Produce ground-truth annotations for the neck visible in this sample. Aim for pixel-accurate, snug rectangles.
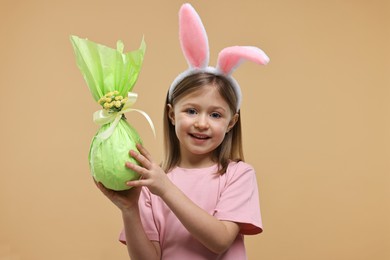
[178,153,216,169]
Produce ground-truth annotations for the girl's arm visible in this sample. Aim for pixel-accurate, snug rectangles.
[96,182,161,260]
[160,180,240,254]
[121,207,161,260]
[126,145,240,254]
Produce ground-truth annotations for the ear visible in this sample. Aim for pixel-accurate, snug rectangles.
[217,46,270,76]
[167,104,175,125]
[179,3,209,69]
[227,113,239,132]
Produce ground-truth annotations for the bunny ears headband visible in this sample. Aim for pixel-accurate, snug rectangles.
[168,3,270,111]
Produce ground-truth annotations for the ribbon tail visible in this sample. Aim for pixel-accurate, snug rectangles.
[128,109,156,138]
[95,113,123,140]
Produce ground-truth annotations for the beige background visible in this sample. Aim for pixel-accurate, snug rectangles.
[1,0,389,259]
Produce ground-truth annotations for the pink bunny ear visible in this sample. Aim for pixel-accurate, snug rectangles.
[179,3,209,69]
[217,46,270,76]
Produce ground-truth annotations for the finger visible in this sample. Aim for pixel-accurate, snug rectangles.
[125,161,150,176]
[129,149,152,169]
[96,181,117,197]
[94,179,103,189]
[136,143,153,162]
[96,181,111,196]
[126,179,148,187]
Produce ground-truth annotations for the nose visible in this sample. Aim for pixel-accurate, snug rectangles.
[194,114,209,130]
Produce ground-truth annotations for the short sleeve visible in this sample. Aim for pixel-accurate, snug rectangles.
[118,187,160,244]
[214,162,263,235]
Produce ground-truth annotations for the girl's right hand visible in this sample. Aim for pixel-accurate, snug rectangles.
[95,180,141,212]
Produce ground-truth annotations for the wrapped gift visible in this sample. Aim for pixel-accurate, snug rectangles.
[70,35,154,191]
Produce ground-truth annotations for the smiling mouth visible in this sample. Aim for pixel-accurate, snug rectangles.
[190,133,210,140]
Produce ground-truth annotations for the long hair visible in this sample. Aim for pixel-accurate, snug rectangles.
[162,72,244,174]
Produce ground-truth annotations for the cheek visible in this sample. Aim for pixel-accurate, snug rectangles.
[216,120,230,131]
[212,122,229,137]
[174,118,189,134]
[176,115,191,126]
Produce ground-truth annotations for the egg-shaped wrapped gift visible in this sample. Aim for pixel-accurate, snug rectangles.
[70,35,153,191]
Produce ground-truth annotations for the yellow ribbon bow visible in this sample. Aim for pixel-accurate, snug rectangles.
[93,92,156,140]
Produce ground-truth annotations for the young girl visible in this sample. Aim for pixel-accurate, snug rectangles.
[97,3,269,259]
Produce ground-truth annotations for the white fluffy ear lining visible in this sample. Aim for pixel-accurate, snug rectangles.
[217,46,270,76]
[179,3,209,69]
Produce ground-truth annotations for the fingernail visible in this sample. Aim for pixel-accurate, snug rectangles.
[126,181,135,186]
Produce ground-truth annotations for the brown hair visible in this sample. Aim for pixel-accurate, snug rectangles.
[162,72,244,174]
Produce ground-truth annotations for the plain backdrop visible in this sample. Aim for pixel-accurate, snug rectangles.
[1,0,389,259]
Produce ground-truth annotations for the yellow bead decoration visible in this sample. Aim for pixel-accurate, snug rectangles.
[100,91,127,112]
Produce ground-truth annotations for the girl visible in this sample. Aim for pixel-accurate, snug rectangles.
[97,3,269,259]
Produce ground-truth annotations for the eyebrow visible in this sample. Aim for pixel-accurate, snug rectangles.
[183,103,227,112]
[209,106,227,113]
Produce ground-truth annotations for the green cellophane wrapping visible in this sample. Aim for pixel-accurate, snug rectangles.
[70,35,146,191]
[89,120,141,191]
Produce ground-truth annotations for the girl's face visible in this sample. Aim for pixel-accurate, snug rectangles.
[168,85,238,167]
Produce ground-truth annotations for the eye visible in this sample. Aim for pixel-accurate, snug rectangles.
[186,108,197,115]
[210,112,222,119]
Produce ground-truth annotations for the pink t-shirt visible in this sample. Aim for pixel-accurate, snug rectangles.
[119,161,262,259]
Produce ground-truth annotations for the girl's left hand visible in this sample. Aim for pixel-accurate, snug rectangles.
[125,144,172,198]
